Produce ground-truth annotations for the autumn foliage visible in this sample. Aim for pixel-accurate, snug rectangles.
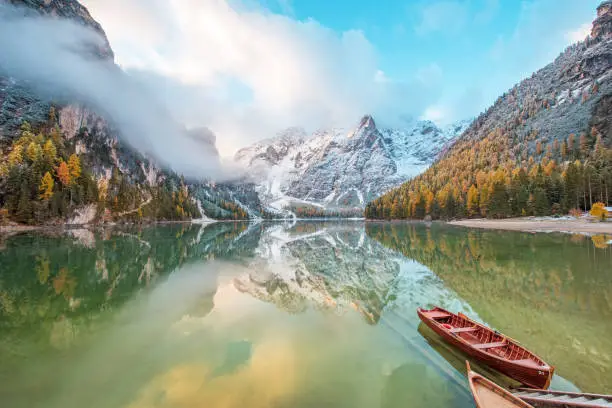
[590,202,608,220]
[38,172,55,200]
[366,128,612,220]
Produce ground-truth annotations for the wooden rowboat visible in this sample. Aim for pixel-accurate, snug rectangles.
[513,388,612,407]
[417,306,554,389]
[467,361,534,408]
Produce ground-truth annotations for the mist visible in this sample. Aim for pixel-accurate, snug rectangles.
[0,3,231,180]
[80,0,444,157]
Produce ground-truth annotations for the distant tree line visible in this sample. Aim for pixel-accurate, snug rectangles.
[287,205,363,219]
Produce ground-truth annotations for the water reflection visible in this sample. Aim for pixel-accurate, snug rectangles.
[234,223,400,323]
[367,222,612,393]
[0,221,610,408]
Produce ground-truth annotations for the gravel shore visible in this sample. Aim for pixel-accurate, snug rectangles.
[449,217,612,235]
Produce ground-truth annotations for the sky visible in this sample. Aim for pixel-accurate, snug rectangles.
[80,0,601,156]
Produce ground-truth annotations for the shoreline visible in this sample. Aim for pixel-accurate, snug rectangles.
[448,217,612,235]
[3,217,611,236]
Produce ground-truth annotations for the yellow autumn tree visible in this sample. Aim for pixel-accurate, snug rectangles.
[39,172,54,200]
[8,145,23,167]
[67,154,81,181]
[26,141,42,163]
[424,190,435,214]
[43,139,57,163]
[467,184,479,216]
[590,202,608,221]
[56,160,71,186]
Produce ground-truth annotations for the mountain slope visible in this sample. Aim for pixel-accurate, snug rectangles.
[367,1,612,220]
[0,0,267,224]
[235,116,469,211]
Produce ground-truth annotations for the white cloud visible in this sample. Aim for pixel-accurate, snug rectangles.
[564,23,592,44]
[421,105,447,123]
[81,0,435,156]
[0,3,227,180]
[415,1,469,36]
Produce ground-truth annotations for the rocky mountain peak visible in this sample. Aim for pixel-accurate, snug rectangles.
[592,1,612,42]
[235,115,468,210]
[5,0,114,60]
[358,114,376,130]
[348,114,377,140]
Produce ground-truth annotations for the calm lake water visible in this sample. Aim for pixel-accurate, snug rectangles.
[0,222,610,408]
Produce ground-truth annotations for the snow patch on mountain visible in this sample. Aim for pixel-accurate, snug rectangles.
[235,115,470,209]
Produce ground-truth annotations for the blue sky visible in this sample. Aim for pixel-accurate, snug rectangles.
[262,0,600,122]
[83,0,602,154]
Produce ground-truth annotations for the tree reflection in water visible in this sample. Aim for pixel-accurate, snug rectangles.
[367,222,612,393]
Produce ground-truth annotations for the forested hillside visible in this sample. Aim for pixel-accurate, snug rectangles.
[366,2,612,220]
[0,0,265,225]
[0,112,203,224]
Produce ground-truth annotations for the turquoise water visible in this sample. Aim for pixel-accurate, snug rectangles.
[0,222,610,408]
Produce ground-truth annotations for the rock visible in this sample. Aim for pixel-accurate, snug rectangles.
[66,204,97,225]
[592,1,612,42]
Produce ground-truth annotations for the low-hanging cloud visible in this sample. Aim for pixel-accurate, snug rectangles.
[0,3,228,180]
[81,0,441,156]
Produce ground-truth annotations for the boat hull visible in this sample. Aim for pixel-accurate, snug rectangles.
[418,307,553,389]
[467,361,534,408]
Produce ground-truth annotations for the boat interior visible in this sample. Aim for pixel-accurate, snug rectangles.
[423,309,546,368]
[471,375,533,408]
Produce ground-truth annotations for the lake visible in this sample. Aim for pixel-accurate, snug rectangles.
[0,222,610,408]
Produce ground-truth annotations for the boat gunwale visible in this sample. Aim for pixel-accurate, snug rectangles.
[515,388,612,399]
[514,388,612,405]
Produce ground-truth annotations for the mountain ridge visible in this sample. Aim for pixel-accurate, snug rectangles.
[366,1,612,220]
[235,115,470,213]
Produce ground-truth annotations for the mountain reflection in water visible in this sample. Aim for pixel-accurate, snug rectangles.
[0,221,610,408]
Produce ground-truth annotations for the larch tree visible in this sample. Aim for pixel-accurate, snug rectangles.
[43,139,57,164]
[56,160,71,186]
[8,145,23,167]
[26,141,42,163]
[467,185,479,216]
[68,154,81,181]
[39,172,55,200]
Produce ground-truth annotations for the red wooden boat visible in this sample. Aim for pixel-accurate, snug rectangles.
[417,306,554,389]
[467,361,534,408]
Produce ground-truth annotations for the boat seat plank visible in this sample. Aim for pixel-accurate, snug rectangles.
[450,326,478,333]
[513,359,541,368]
[426,311,451,319]
[473,341,507,350]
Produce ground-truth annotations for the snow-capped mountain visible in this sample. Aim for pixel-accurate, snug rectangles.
[235,115,470,210]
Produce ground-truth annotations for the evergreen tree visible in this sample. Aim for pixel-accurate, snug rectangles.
[488,180,510,219]
[533,188,549,216]
[15,181,32,224]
